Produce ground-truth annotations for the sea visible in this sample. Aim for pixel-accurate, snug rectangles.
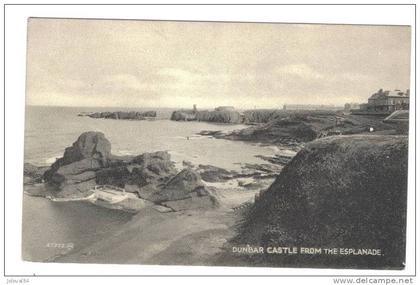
[22,106,288,262]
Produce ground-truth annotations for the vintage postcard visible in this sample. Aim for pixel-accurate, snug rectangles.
[22,18,410,269]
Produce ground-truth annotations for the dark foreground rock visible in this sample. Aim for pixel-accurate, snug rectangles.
[42,132,111,197]
[231,135,408,269]
[38,131,219,211]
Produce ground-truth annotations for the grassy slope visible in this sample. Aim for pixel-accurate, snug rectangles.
[232,135,408,269]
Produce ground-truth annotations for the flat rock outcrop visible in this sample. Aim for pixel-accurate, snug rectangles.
[196,164,234,182]
[162,194,218,211]
[224,117,319,144]
[234,135,408,269]
[82,111,157,120]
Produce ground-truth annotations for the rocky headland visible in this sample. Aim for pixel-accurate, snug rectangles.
[199,112,402,149]
[79,111,157,120]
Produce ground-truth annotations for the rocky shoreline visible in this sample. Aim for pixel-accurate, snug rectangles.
[24,131,291,214]
[24,111,402,214]
[24,132,220,213]
[23,112,409,268]
[79,111,157,120]
[198,112,405,148]
[25,131,410,269]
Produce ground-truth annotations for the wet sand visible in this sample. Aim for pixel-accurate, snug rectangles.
[55,189,252,265]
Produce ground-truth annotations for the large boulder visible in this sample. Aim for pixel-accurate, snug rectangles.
[149,169,219,211]
[150,168,204,202]
[235,135,408,269]
[44,132,111,180]
[94,151,177,193]
[130,151,177,187]
[59,131,111,166]
[43,132,111,192]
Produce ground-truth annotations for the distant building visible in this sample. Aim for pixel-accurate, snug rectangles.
[283,104,342,111]
[361,89,409,113]
[215,106,235,111]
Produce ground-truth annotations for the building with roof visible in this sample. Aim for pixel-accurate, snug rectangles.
[282,104,342,111]
[352,89,410,115]
[214,106,235,111]
[361,89,410,113]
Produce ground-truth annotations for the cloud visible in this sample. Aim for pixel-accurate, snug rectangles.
[276,64,325,80]
[100,74,158,92]
[26,19,411,108]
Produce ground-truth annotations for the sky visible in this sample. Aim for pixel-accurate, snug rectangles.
[26,18,412,109]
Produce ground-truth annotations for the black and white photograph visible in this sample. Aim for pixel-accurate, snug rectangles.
[21,17,411,270]
[3,4,417,284]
